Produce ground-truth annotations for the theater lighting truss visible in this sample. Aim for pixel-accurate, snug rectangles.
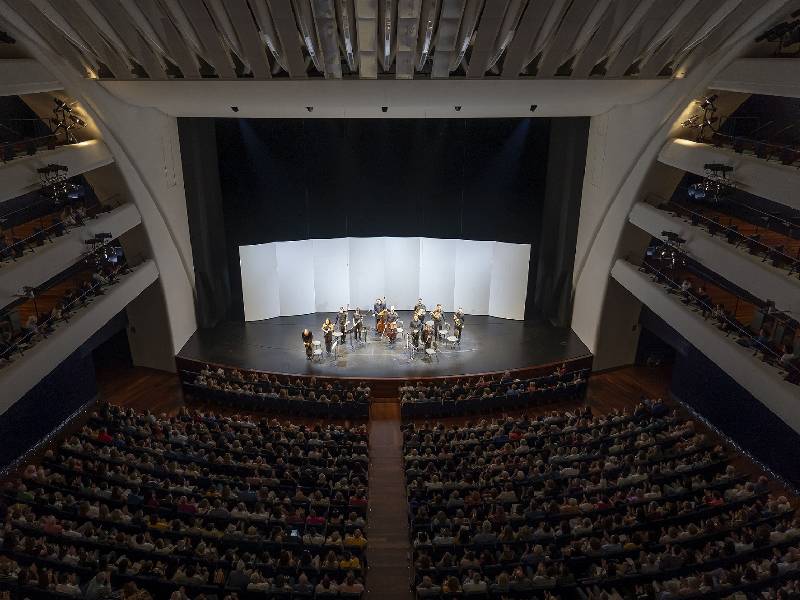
[50,98,86,144]
[681,95,719,142]
[37,163,75,205]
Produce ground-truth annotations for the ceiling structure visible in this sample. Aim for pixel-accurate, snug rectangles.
[2,0,766,82]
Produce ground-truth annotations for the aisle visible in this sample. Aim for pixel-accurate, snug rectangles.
[366,402,413,600]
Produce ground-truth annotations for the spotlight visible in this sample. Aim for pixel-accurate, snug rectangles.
[306,106,314,112]
[381,106,388,113]
[454,105,461,112]
[230,106,239,112]
[529,104,538,112]
[69,114,86,127]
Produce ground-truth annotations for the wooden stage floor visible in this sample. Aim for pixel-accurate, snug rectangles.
[177,311,591,379]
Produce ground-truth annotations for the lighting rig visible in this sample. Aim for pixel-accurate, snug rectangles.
[37,163,74,205]
[687,163,736,204]
[681,94,719,141]
[50,98,86,144]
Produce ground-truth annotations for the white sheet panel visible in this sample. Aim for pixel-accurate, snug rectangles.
[488,242,531,320]
[275,239,316,316]
[240,243,280,321]
[384,237,420,310]
[313,238,350,312]
[454,240,493,315]
[419,238,457,312]
[349,237,385,311]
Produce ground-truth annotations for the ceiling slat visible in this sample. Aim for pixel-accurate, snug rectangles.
[395,0,422,79]
[431,0,465,78]
[537,0,597,77]
[49,0,130,78]
[571,0,636,78]
[500,0,550,77]
[356,0,378,78]
[466,0,508,78]
[92,0,167,79]
[179,0,236,78]
[138,0,201,77]
[225,0,272,78]
[312,0,342,78]
[267,0,309,77]
[605,0,673,77]
[638,0,722,78]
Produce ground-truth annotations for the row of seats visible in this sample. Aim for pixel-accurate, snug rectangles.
[0,403,370,600]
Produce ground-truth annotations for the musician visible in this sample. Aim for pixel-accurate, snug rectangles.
[410,314,421,348]
[414,298,426,315]
[453,307,465,341]
[373,296,386,331]
[352,308,364,343]
[322,318,334,354]
[431,303,444,338]
[336,306,349,340]
[302,328,314,360]
[385,306,399,344]
[422,323,434,350]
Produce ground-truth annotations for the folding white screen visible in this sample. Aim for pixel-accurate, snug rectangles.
[240,237,530,320]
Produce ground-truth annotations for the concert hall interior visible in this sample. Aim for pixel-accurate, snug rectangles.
[1,3,800,600]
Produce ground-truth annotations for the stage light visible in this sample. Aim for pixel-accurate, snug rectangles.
[230,106,239,112]
[529,104,537,112]
[69,115,86,127]
[454,105,461,112]
[306,106,314,112]
[381,106,388,113]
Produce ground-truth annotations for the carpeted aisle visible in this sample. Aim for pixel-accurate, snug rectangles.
[366,402,413,600]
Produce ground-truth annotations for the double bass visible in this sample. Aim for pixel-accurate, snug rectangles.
[375,308,388,335]
[386,321,398,342]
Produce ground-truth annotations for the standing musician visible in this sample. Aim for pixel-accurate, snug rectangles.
[336,306,349,341]
[410,313,421,348]
[431,303,444,338]
[453,307,465,341]
[321,318,334,354]
[302,328,314,360]
[352,308,364,344]
[414,298,426,316]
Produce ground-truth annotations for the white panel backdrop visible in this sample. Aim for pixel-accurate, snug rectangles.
[240,237,530,320]
[419,238,457,311]
[454,239,493,315]
[384,237,420,311]
[275,240,315,316]
[349,237,384,311]
[489,242,531,320]
[312,238,350,312]
[240,243,280,321]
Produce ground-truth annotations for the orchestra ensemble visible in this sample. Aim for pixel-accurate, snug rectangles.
[302,297,465,360]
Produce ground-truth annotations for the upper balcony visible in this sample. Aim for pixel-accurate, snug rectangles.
[1,140,113,204]
[658,138,800,212]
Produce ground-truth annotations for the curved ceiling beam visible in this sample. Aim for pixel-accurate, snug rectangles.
[604,0,672,77]
[292,0,324,73]
[677,0,742,58]
[76,0,133,65]
[569,0,613,58]
[449,0,482,73]
[178,0,237,77]
[416,0,440,71]
[206,0,250,71]
[118,1,176,66]
[161,0,210,64]
[378,0,398,72]
[485,0,528,72]
[312,0,342,78]
[466,0,507,78]
[250,0,290,72]
[355,0,376,78]
[500,0,548,77]
[395,0,422,78]
[266,0,309,77]
[223,0,273,78]
[136,0,201,77]
[521,0,569,71]
[337,0,359,72]
[571,0,637,77]
[537,0,597,77]
[431,0,466,78]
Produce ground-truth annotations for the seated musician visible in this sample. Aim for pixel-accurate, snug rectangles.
[302,328,314,359]
[410,314,421,348]
[322,318,334,354]
[386,306,399,344]
[453,307,465,340]
[422,323,434,350]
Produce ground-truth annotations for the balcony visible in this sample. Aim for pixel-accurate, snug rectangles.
[0,259,158,415]
[1,140,113,204]
[611,259,800,434]
[658,138,800,212]
[711,58,800,98]
[628,201,800,316]
[0,59,60,95]
[0,203,142,309]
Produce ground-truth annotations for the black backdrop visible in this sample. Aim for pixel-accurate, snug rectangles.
[179,117,589,326]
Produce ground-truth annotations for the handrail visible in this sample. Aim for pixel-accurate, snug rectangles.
[707,130,800,166]
[638,260,799,378]
[0,260,130,360]
[660,201,800,276]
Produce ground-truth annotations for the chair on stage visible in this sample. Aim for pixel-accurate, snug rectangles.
[312,344,323,362]
[425,346,438,362]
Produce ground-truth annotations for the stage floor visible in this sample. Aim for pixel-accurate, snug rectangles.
[177,311,591,379]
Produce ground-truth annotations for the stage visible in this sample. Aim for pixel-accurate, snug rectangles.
[176,311,592,381]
